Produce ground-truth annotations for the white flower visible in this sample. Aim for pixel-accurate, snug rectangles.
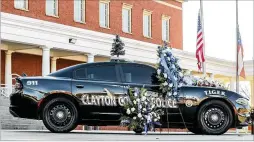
[179,72,183,77]
[133,100,136,105]
[167,92,172,96]
[126,109,131,115]
[157,58,161,63]
[185,70,191,76]
[134,92,138,96]
[144,101,148,105]
[133,117,136,120]
[157,116,160,119]
[163,73,167,78]
[154,118,158,122]
[167,57,171,61]
[169,83,173,87]
[143,108,146,112]
[163,53,167,57]
[141,96,146,101]
[131,107,135,112]
[163,81,168,86]
[139,105,142,109]
[173,92,178,96]
[136,98,140,102]
[138,113,142,118]
[157,69,161,75]
[166,48,172,52]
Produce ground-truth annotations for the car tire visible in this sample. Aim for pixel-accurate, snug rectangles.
[42,97,78,133]
[133,127,143,135]
[197,100,233,135]
[187,128,203,134]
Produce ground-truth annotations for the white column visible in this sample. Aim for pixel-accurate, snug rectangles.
[5,50,13,95]
[87,54,95,63]
[41,46,51,76]
[51,57,58,73]
[210,73,214,80]
[230,77,235,91]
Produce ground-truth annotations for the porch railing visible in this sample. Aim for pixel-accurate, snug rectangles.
[0,84,15,98]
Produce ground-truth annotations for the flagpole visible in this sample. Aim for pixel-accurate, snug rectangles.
[200,0,206,76]
[236,0,240,93]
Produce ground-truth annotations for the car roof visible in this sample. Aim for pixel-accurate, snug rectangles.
[48,61,155,78]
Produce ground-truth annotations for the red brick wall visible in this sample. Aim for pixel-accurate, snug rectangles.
[12,53,42,77]
[1,0,182,49]
[56,58,83,70]
[1,51,5,84]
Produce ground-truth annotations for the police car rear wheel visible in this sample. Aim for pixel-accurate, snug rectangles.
[42,97,78,133]
[198,100,233,135]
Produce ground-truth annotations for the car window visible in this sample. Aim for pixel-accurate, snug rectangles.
[75,68,86,79]
[75,65,117,82]
[121,64,157,84]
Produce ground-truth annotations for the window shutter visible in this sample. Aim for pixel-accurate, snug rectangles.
[14,0,25,9]
[148,15,151,36]
[143,15,148,37]
[74,0,82,21]
[46,0,53,15]
[122,9,125,32]
[122,9,128,32]
[162,20,166,40]
[105,3,108,27]
[99,3,106,27]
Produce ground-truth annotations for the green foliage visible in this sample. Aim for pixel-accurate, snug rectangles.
[111,35,125,57]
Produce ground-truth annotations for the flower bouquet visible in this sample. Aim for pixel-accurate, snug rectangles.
[120,88,164,134]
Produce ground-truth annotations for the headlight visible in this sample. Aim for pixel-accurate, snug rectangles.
[236,98,249,106]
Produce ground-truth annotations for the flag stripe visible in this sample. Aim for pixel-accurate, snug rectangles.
[196,9,205,71]
[237,25,245,79]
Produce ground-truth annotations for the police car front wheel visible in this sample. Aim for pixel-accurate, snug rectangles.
[197,100,233,135]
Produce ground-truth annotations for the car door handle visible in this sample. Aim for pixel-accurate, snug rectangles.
[76,85,84,88]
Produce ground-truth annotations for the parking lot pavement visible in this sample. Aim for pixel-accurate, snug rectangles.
[0,130,253,141]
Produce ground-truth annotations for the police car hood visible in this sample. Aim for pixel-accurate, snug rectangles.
[180,85,249,100]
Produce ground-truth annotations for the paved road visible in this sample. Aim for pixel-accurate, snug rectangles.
[0,130,253,141]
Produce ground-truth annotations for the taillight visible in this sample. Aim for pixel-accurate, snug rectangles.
[15,79,23,90]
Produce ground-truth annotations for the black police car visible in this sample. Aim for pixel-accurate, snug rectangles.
[9,60,251,135]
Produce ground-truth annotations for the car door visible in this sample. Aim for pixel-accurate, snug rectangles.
[119,63,159,93]
[119,63,182,127]
[72,63,124,121]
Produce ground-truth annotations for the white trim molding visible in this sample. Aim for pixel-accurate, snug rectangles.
[1,12,253,77]
[153,0,182,11]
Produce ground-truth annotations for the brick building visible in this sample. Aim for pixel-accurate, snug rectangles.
[1,0,253,132]
[1,0,183,85]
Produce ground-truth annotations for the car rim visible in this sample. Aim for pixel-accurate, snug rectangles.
[48,103,73,127]
[203,107,227,130]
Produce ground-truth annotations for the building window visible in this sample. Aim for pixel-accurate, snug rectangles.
[74,0,85,23]
[99,0,110,28]
[143,10,152,38]
[162,15,170,41]
[14,0,28,10]
[122,3,132,33]
[46,0,58,17]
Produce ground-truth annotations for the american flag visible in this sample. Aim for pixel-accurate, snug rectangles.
[237,25,245,78]
[196,9,205,71]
